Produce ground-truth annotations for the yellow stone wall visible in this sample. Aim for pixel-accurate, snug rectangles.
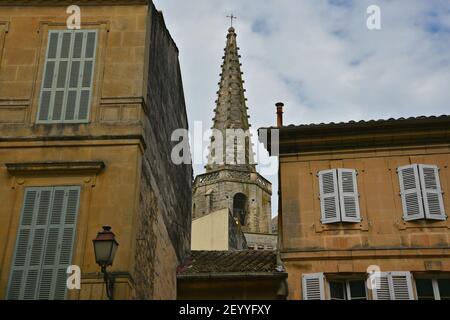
[0,4,147,127]
[0,2,190,300]
[279,144,450,299]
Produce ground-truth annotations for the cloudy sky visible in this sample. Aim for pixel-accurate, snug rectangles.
[154,0,450,216]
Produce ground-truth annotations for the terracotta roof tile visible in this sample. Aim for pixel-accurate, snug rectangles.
[178,250,278,274]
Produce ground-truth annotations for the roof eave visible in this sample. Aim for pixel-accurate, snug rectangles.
[177,271,288,280]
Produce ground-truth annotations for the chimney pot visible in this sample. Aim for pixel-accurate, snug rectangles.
[276,102,284,127]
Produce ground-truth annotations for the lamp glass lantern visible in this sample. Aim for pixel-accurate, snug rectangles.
[93,226,119,268]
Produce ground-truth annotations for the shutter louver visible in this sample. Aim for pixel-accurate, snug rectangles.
[398,165,425,221]
[419,165,446,221]
[302,273,325,300]
[338,169,361,222]
[318,170,340,224]
[37,30,97,123]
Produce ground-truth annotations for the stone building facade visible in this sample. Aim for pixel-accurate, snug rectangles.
[0,0,191,300]
[261,115,450,300]
[192,27,272,239]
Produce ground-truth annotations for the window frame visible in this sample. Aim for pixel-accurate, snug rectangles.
[318,168,362,225]
[36,29,98,124]
[415,277,450,300]
[328,278,368,300]
[397,164,447,222]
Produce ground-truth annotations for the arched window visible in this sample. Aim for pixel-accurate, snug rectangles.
[233,193,247,226]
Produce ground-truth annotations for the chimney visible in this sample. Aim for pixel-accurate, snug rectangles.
[276,102,284,127]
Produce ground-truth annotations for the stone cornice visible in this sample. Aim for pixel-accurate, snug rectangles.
[0,0,148,6]
[193,168,272,194]
[6,161,106,175]
[260,115,450,155]
[281,247,450,261]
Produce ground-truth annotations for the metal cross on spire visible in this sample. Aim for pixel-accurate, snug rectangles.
[226,14,237,27]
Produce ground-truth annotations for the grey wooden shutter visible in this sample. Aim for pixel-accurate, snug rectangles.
[37,30,97,123]
[38,31,60,122]
[38,186,80,300]
[77,31,97,121]
[302,273,325,300]
[398,164,425,221]
[318,169,341,224]
[418,165,447,221]
[55,187,80,299]
[7,187,52,300]
[7,186,80,300]
[338,169,361,223]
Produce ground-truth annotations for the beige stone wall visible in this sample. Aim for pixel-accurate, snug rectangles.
[191,209,230,250]
[279,144,450,299]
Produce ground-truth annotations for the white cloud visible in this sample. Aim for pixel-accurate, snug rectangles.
[153,0,450,216]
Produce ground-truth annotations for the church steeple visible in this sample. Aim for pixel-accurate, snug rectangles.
[206,26,255,172]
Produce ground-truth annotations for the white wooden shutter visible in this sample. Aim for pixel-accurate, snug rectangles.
[302,273,325,300]
[318,169,341,224]
[7,186,80,300]
[418,165,446,221]
[37,30,97,123]
[372,272,414,300]
[372,272,391,300]
[390,272,414,300]
[338,169,361,222]
[398,164,425,221]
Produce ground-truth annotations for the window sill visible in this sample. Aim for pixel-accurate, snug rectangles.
[396,218,450,230]
[315,221,368,233]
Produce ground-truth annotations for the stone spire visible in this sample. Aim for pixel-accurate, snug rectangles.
[206,27,255,172]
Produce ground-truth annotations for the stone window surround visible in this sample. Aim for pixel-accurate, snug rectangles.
[311,165,369,233]
[3,160,105,300]
[0,21,9,69]
[389,161,450,230]
[29,19,110,125]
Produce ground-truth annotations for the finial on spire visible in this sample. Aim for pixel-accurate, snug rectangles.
[226,14,237,28]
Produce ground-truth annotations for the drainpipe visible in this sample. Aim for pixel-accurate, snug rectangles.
[274,102,288,298]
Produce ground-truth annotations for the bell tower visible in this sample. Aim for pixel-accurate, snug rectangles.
[192,26,272,238]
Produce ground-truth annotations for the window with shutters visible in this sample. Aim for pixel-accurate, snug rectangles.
[7,186,81,300]
[397,164,447,221]
[415,278,450,300]
[372,271,415,300]
[37,29,97,123]
[318,168,361,224]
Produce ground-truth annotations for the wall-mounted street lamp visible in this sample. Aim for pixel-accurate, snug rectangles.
[93,226,119,300]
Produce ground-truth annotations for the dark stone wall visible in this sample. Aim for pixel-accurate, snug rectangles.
[141,3,192,262]
[134,170,157,299]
